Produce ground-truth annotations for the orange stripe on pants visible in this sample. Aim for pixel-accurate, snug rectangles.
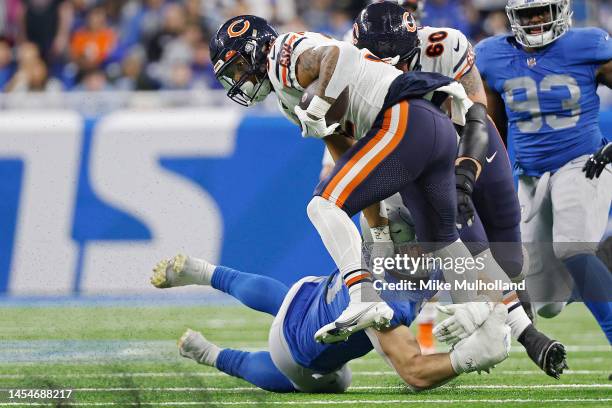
[322,101,409,208]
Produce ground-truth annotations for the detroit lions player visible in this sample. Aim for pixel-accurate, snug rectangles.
[209,15,490,343]
[475,0,612,343]
[150,248,511,393]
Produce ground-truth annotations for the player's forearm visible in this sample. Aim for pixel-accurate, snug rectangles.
[596,60,612,88]
[323,132,353,161]
[456,102,488,180]
[482,79,508,143]
[395,353,457,391]
[375,328,456,390]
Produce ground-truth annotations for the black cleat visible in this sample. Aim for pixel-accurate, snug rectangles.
[539,341,568,380]
[518,324,568,379]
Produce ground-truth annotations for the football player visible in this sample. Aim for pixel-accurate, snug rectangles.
[209,15,492,343]
[475,0,612,343]
[150,247,511,393]
[350,1,567,378]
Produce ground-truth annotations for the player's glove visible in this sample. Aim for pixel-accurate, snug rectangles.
[583,142,612,179]
[455,161,477,229]
[433,297,494,346]
[294,105,339,139]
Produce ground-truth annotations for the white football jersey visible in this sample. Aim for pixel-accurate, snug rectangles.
[267,31,402,141]
[417,26,475,81]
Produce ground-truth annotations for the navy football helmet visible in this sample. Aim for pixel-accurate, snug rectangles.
[353,2,421,71]
[210,15,278,106]
[397,0,425,23]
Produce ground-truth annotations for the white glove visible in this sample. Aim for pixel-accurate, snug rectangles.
[294,105,339,139]
[433,298,494,346]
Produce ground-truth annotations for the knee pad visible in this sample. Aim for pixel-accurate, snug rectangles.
[553,242,597,261]
[307,196,333,223]
[535,302,565,319]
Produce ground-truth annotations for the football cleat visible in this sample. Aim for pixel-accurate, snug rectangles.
[150,254,215,288]
[519,325,568,379]
[150,254,188,288]
[314,302,394,343]
[178,328,220,367]
[538,341,568,380]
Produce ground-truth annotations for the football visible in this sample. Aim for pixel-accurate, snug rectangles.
[299,80,349,125]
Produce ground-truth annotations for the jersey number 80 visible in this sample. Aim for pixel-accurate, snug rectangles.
[503,75,581,133]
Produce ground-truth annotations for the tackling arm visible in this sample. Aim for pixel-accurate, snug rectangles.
[370,325,457,391]
[596,60,612,88]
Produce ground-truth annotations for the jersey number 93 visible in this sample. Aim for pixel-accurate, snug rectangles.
[503,74,581,133]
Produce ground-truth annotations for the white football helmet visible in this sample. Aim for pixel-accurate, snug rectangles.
[506,0,572,48]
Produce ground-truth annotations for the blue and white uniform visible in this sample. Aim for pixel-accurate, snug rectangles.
[476,28,611,177]
[269,269,438,392]
[475,27,612,331]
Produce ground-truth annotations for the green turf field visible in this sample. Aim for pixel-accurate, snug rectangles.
[0,302,609,407]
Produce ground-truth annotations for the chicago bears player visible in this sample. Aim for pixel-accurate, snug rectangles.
[150,247,511,393]
[210,15,491,343]
[349,1,567,379]
[475,0,612,343]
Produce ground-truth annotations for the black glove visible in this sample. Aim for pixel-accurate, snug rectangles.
[455,160,477,229]
[583,143,612,179]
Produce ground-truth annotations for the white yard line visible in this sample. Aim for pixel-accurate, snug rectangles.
[0,398,610,406]
[1,384,610,393]
[0,369,609,380]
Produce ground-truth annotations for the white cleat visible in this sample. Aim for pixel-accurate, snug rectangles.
[314,302,394,344]
[452,304,511,374]
[150,254,213,288]
[178,328,220,367]
[150,254,188,288]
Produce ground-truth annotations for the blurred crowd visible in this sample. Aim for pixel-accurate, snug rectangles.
[0,0,609,94]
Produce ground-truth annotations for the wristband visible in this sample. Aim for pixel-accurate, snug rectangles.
[306,95,331,119]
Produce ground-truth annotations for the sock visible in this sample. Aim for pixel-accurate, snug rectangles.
[417,322,434,349]
[417,302,437,350]
[183,256,216,285]
[517,324,550,368]
[344,269,374,299]
[564,254,612,344]
[178,330,221,367]
[434,240,478,303]
[216,350,296,392]
[307,196,369,302]
[211,266,289,316]
[503,290,531,340]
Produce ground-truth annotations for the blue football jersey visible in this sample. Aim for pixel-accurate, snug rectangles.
[475,28,611,176]
[282,270,437,373]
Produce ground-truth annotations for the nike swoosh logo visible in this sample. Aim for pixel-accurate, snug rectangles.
[486,152,497,163]
[454,39,460,52]
[335,304,377,328]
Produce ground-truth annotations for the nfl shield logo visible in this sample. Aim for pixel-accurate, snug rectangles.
[527,57,537,68]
